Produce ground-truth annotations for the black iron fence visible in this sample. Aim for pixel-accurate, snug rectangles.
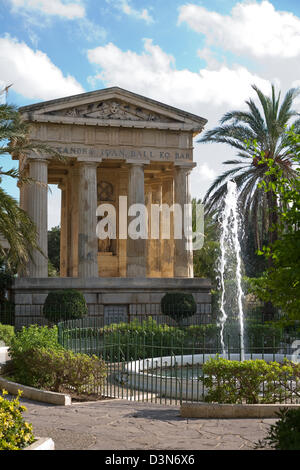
[56,317,300,405]
[1,302,299,405]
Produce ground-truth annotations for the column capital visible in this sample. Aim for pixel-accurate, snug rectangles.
[77,160,100,167]
[57,180,67,191]
[174,162,196,172]
[27,156,50,165]
[126,160,149,166]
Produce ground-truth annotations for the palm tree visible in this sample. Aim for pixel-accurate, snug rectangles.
[0,103,63,273]
[199,84,300,250]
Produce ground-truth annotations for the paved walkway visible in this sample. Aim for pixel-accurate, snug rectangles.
[20,397,275,450]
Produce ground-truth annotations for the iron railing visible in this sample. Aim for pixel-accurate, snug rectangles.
[1,304,299,405]
[56,316,300,405]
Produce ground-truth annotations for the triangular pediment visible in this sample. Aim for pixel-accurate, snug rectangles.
[44,98,177,123]
[20,87,207,132]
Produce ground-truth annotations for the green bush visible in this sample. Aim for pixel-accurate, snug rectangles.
[8,324,106,397]
[185,322,283,352]
[0,390,35,450]
[161,292,197,323]
[102,318,186,361]
[202,357,300,404]
[12,347,106,397]
[60,317,289,361]
[0,323,14,346]
[43,289,88,322]
[9,325,62,386]
[257,408,300,450]
[62,317,187,361]
[246,322,282,351]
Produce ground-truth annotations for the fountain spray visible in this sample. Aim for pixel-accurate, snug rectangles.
[218,181,245,361]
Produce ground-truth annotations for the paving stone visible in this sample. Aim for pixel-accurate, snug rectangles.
[21,398,275,450]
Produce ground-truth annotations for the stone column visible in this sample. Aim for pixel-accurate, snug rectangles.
[145,183,152,277]
[161,176,174,277]
[174,166,194,278]
[69,167,79,277]
[26,158,48,278]
[149,180,162,277]
[118,167,128,277]
[78,162,98,278]
[126,163,147,277]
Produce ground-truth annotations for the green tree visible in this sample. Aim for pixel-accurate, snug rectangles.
[192,198,220,285]
[199,84,300,251]
[0,104,63,273]
[48,226,60,274]
[251,128,300,322]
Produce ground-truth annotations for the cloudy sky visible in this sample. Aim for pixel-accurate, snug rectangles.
[1,0,300,228]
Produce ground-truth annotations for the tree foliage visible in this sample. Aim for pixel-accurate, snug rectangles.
[0,104,64,273]
[48,225,60,274]
[192,198,220,285]
[199,84,300,250]
[250,128,300,321]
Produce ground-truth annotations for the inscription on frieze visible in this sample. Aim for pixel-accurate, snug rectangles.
[51,144,192,162]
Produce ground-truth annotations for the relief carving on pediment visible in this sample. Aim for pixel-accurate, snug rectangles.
[45,100,175,123]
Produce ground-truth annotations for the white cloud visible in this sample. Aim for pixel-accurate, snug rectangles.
[87,38,273,203]
[190,162,217,200]
[10,0,85,19]
[72,17,107,43]
[87,39,270,112]
[9,0,106,44]
[195,163,216,181]
[107,0,154,24]
[178,1,300,59]
[0,36,84,100]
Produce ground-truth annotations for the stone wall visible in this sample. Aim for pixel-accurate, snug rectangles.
[12,277,212,328]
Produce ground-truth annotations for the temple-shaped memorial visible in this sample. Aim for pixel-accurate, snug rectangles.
[12,87,211,321]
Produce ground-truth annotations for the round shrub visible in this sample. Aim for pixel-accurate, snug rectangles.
[161,292,197,323]
[43,289,88,322]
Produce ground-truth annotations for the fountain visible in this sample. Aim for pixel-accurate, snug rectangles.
[218,180,245,360]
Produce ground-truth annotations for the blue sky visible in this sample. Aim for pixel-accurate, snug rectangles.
[1,0,300,227]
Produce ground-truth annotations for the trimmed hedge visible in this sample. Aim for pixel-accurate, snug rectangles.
[60,318,294,360]
[43,289,88,322]
[161,292,197,323]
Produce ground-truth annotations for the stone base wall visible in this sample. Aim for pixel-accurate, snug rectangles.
[11,277,212,327]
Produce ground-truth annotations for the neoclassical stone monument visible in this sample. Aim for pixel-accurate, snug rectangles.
[12,87,211,322]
